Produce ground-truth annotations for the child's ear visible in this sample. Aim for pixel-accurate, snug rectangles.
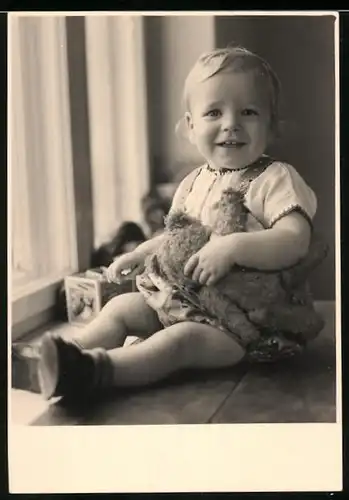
[185,112,196,144]
[268,116,284,144]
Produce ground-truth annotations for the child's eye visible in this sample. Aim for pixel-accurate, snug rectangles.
[241,108,259,116]
[205,109,221,118]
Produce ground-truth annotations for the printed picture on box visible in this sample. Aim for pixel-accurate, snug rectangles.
[68,282,98,322]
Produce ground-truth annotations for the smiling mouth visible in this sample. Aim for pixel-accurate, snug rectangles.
[217,141,246,148]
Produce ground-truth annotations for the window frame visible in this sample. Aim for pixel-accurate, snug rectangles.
[10,15,94,340]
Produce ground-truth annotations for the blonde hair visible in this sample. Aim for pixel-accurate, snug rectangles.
[180,44,282,135]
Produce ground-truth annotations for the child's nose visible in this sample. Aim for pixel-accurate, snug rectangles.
[222,112,241,131]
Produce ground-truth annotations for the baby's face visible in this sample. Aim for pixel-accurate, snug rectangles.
[186,70,273,170]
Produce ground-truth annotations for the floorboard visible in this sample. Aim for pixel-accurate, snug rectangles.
[32,365,247,426]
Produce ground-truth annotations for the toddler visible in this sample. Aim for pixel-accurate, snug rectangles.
[38,45,320,400]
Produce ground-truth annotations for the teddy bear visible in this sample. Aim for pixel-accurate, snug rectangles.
[144,188,328,359]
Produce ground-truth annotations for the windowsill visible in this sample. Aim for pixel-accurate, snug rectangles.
[12,271,70,302]
[14,318,91,346]
[11,307,58,342]
[11,270,76,341]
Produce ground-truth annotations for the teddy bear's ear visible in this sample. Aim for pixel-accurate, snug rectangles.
[165,211,194,230]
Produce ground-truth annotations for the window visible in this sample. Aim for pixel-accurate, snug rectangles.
[9,14,151,339]
[9,15,78,337]
[84,15,150,247]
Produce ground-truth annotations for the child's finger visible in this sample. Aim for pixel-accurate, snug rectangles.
[184,254,199,276]
[107,270,116,283]
[105,268,112,282]
[192,265,203,283]
[107,266,120,283]
[198,270,210,285]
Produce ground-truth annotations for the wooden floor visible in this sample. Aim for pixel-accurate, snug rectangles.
[31,302,337,426]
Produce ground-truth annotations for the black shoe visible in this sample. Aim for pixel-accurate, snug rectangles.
[38,332,97,400]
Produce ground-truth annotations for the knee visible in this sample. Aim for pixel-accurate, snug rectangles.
[102,294,123,315]
[103,293,134,312]
[101,293,133,326]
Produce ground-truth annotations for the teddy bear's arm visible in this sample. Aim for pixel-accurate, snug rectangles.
[248,304,324,341]
[281,233,329,289]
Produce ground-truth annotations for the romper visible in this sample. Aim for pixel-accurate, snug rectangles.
[136,155,320,363]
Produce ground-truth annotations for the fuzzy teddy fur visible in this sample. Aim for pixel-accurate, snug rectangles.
[145,188,328,352]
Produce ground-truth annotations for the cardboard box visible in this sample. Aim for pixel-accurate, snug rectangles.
[64,268,136,326]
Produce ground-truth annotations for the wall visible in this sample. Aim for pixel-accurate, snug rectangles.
[144,16,215,183]
[215,15,337,300]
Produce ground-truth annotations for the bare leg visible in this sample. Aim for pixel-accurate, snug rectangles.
[72,292,163,350]
[39,312,246,398]
[106,321,246,386]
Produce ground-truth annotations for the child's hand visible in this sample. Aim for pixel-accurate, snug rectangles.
[106,251,145,283]
[184,236,236,286]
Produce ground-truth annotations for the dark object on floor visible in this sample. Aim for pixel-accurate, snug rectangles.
[91,221,147,268]
[56,283,68,321]
[12,343,41,394]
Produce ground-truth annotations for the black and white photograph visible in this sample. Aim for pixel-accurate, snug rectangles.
[8,11,341,493]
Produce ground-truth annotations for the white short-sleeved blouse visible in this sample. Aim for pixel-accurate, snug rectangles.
[170,158,317,233]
